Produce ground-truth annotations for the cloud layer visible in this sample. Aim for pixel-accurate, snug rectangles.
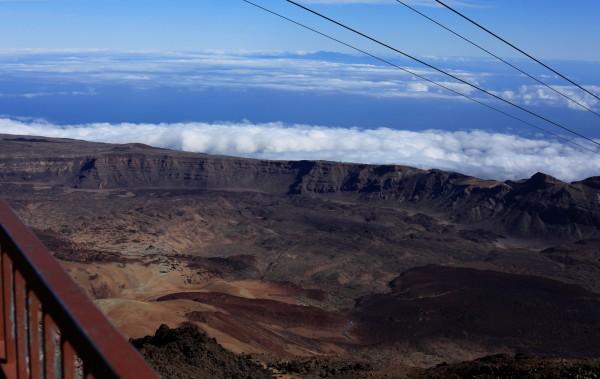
[0,50,596,112]
[0,118,598,182]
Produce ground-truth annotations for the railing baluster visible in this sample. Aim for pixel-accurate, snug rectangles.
[62,339,75,379]
[14,271,28,379]
[44,313,59,379]
[0,248,7,360]
[28,291,42,379]
[1,251,16,378]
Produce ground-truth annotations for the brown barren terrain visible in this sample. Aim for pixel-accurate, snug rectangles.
[2,134,600,377]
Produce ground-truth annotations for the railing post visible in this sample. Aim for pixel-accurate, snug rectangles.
[14,270,28,379]
[62,339,76,379]
[0,246,6,360]
[28,290,42,379]
[44,313,59,379]
[1,251,16,378]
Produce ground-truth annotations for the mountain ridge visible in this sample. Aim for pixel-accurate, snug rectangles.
[1,134,598,240]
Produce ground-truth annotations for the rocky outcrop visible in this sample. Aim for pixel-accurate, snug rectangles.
[131,324,274,379]
[409,354,600,379]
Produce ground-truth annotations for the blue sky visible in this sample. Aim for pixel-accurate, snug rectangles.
[0,0,599,180]
[1,0,600,60]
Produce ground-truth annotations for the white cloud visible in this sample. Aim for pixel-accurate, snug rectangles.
[0,118,597,182]
[1,50,592,112]
[0,89,96,99]
[507,84,600,111]
[0,50,512,105]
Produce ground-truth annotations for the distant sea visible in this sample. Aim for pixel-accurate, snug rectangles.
[0,50,598,138]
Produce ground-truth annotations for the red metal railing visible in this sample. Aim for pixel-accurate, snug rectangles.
[0,200,159,379]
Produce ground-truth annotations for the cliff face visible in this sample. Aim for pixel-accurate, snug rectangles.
[0,140,300,193]
[1,134,599,239]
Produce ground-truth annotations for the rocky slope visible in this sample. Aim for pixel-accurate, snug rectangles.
[354,265,600,357]
[408,354,600,379]
[131,323,274,379]
[2,134,600,377]
[1,134,599,240]
[133,325,600,379]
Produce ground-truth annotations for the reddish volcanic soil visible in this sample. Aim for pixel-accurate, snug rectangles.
[159,292,346,329]
[354,265,600,357]
[158,292,355,357]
